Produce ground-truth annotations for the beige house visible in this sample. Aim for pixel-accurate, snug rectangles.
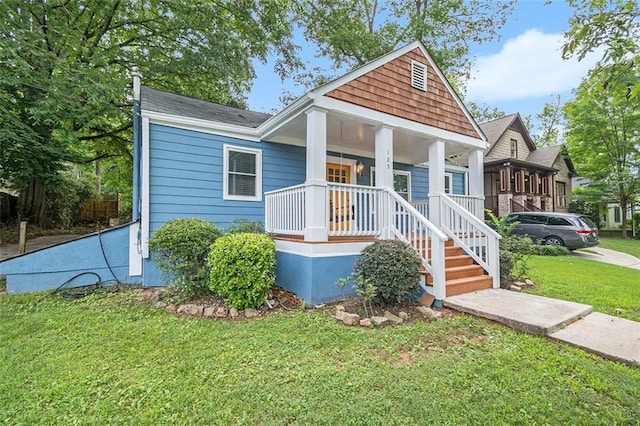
[475,113,576,217]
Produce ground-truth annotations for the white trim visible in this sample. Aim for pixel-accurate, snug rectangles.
[223,144,263,201]
[275,239,373,258]
[141,117,150,259]
[326,155,357,184]
[370,167,412,201]
[259,94,314,141]
[129,223,142,276]
[314,96,485,148]
[411,60,427,91]
[143,111,261,142]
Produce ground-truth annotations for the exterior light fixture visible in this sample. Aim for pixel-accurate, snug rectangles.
[356,161,365,176]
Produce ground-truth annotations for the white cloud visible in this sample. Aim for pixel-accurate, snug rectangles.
[466,29,601,102]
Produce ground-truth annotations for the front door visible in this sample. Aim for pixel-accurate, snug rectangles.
[327,163,351,231]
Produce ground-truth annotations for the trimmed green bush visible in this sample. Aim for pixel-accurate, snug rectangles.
[148,218,222,299]
[354,240,421,306]
[530,245,570,256]
[208,233,276,309]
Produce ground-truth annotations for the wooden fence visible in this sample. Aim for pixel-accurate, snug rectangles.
[81,195,120,223]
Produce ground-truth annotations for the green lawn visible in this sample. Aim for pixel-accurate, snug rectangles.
[598,237,640,258]
[526,255,640,322]
[1,290,639,424]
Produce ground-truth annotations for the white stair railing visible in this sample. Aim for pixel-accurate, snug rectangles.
[448,194,484,219]
[440,193,501,288]
[383,189,448,300]
[265,184,306,235]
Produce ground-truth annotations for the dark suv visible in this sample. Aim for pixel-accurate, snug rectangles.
[505,212,599,250]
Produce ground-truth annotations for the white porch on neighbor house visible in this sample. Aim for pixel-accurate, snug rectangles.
[262,106,500,301]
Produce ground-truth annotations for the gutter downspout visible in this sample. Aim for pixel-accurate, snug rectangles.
[131,68,142,222]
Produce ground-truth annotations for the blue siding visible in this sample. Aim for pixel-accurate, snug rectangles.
[452,172,466,195]
[1,225,140,294]
[149,124,306,231]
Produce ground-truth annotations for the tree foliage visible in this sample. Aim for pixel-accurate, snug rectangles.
[292,0,516,89]
[563,0,640,100]
[533,94,565,148]
[564,63,640,237]
[0,0,297,226]
[467,102,506,124]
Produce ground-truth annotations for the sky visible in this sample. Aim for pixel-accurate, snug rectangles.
[246,1,602,135]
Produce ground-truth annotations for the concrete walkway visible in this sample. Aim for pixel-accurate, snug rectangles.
[573,246,640,269]
[444,289,640,367]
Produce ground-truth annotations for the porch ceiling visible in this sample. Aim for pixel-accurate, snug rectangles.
[263,111,471,165]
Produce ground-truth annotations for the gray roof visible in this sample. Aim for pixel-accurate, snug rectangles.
[479,114,518,148]
[140,86,272,128]
[526,145,561,168]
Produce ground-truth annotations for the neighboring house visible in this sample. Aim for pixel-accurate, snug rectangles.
[0,41,500,304]
[475,113,576,217]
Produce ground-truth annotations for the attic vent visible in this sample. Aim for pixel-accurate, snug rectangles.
[411,61,427,91]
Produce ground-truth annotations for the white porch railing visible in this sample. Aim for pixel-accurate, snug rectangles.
[440,193,501,288]
[327,183,381,236]
[449,194,484,219]
[264,184,306,235]
[410,200,429,218]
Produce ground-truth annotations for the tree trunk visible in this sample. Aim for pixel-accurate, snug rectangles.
[18,178,47,228]
[620,198,628,238]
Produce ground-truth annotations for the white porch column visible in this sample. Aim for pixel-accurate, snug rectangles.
[428,140,446,228]
[467,148,485,219]
[375,125,394,239]
[304,107,328,242]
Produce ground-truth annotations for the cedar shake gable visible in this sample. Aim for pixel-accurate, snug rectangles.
[320,43,482,140]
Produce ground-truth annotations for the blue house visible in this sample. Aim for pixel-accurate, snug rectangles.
[1,41,500,304]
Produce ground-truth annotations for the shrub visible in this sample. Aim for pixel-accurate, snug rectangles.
[226,218,265,234]
[529,245,570,256]
[486,210,534,287]
[354,240,421,306]
[148,218,222,300]
[208,233,276,309]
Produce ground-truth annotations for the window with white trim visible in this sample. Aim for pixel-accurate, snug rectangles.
[370,168,412,200]
[411,60,427,91]
[444,172,453,194]
[223,145,262,201]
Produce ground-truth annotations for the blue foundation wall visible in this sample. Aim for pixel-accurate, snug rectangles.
[276,252,360,305]
[0,224,141,294]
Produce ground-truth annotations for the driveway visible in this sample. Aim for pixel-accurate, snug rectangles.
[572,246,640,270]
[0,234,83,261]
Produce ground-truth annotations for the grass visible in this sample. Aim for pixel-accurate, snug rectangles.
[526,256,640,322]
[598,237,640,259]
[1,289,640,424]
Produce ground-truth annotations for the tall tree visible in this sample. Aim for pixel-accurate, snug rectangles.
[533,94,565,148]
[562,0,640,100]
[467,102,505,124]
[564,64,640,237]
[0,0,297,226]
[292,0,516,90]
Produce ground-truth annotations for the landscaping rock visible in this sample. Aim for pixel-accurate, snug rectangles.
[203,307,216,318]
[186,304,204,316]
[416,306,438,319]
[525,278,534,287]
[165,304,177,313]
[360,318,372,327]
[244,308,259,318]
[371,316,389,327]
[384,311,403,325]
[229,307,239,318]
[215,307,227,318]
[514,281,526,288]
[176,304,188,314]
[420,293,435,307]
[399,311,409,321]
[510,284,522,292]
[154,301,167,309]
[342,313,360,326]
[335,305,346,321]
[266,299,276,309]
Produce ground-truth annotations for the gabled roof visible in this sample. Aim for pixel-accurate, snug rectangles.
[527,145,576,174]
[480,113,535,156]
[140,86,272,129]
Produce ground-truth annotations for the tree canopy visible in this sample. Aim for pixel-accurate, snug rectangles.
[564,63,640,236]
[0,0,297,225]
[292,0,516,90]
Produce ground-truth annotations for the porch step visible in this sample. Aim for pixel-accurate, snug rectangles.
[444,255,474,268]
[444,276,493,297]
[423,264,485,284]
